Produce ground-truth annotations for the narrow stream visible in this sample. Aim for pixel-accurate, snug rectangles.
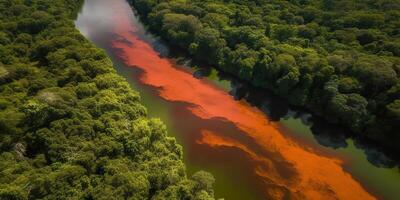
[75,0,400,199]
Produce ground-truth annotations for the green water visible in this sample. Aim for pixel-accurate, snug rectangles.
[75,0,400,199]
[280,118,400,199]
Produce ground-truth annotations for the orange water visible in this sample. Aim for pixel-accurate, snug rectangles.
[99,0,378,199]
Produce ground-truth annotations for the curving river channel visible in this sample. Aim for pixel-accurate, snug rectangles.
[75,0,400,199]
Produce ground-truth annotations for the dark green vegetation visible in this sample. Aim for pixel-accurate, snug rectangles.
[0,0,215,199]
[131,0,400,151]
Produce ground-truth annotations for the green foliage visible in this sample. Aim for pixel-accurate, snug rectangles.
[387,100,400,121]
[131,0,400,150]
[162,13,202,48]
[0,0,215,199]
[273,25,296,42]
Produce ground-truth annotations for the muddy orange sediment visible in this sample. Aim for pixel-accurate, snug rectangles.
[106,0,376,199]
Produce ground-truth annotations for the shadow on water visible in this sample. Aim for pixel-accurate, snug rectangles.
[76,1,400,198]
[234,70,400,169]
[168,43,400,170]
[198,66,400,198]
[126,0,400,173]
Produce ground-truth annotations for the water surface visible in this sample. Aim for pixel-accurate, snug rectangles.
[75,0,400,199]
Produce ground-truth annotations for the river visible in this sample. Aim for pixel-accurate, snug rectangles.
[75,0,400,199]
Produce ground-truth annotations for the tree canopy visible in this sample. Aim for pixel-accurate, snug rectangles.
[131,0,400,151]
[0,0,215,199]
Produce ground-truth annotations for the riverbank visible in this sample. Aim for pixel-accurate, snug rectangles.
[75,0,400,199]
[0,0,216,199]
[128,0,400,153]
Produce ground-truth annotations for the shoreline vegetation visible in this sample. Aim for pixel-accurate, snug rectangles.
[129,0,400,152]
[0,0,216,199]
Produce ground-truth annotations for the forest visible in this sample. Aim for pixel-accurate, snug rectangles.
[0,0,215,199]
[130,0,400,151]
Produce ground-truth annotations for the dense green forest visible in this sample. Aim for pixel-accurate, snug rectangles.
[0,0,215,199]
[131,0,400,151]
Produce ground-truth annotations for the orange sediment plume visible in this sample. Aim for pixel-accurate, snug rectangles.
[107,0,376,199]
[197,130,367,199]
